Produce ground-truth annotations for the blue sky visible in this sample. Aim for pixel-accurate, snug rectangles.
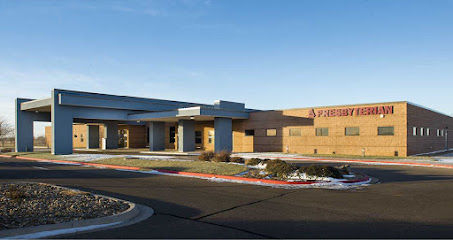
[0,0,452,136]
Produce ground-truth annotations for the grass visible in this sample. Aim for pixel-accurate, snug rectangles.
[93,158,247,175]
[1,152,61,160]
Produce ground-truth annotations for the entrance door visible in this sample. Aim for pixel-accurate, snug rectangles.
[118,129,128,148]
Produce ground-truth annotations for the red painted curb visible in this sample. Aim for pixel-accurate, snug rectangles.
[154,169,370,185]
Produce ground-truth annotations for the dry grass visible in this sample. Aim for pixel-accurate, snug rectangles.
[60,190,90,196]
[93,158,247,176]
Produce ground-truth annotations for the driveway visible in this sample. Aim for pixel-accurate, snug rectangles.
[1,157,453,238]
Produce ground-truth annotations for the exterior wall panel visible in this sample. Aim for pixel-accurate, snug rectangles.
[407,103,453,155]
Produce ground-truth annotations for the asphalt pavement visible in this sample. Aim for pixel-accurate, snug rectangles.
[1,157,453,238]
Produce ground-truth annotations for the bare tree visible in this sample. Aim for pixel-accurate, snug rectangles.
[0,117,14,147]
[34,136,47,147]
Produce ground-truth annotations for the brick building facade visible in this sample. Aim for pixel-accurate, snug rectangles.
[45,101,452,157]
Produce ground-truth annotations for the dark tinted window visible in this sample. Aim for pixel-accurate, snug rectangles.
[378,126,394,136]
[245,129,255,136]
[316,128,329,136]
[169,126,176,143]
[195,131,202,144]
[345,127,360,136]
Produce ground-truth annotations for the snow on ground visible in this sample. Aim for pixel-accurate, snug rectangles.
[232,152,313,159]
[116,169,372,190]
[57,154,190,162]
[434,158,453,163]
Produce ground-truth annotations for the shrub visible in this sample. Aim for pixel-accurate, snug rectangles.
[338,165,351,175]
[265,159,297,178]
[245,158,262,165]
[230,157,244,164]
[0,148,13,153]
[299,165,343,179]
[212,151,231,162]
[198,151,216,161]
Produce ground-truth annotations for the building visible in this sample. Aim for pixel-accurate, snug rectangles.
[17,89,452,157]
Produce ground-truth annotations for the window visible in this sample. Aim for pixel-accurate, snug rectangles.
[245,129,255,136]
[208,130,214,144]
[427,128,430,136]
[441,130,445,137]
[378,126,394,136]
[169,127,176,143]
[316,128,329,136]
[195,131,202,144]
[413,127,417,136]
[80,134,84,142]
[289,128,301,136]
[266,129,277,136]
[345,127,360,136]
[420,127,424,136]
[437,129,441,137]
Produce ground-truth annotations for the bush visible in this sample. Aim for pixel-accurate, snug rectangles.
[299,165,343,179]
[230,157,244,164]
[265,159,297,178]
[212,151,231,162]
[198,151,216,161]
[245,158,262,165]
[0,148,13,153]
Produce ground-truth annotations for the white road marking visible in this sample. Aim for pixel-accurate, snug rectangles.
[32,166,49,170]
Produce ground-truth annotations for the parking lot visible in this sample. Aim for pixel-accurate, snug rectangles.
[1,156,453,238]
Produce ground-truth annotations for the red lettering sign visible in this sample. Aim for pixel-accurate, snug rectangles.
[308,105,394,117]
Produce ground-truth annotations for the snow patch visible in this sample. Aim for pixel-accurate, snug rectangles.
[57,154,188,162]
[115,169,371,189]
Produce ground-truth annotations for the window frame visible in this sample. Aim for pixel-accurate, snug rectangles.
[266,128,277,137]
[195,131,202,144]
[289,128,301,136]
[208,130,214,144]
[345,127,360,136]
[378,126,395,136]
[316,128,329,136]
[169,126,176,143]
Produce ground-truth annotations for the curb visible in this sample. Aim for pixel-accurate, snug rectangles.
[153,169,371,185]
[0,183,154,239]
[245,155,453,170]
[0,155,140,171]
[0,154,374,186]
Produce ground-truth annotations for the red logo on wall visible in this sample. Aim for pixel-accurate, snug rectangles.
[308,106,393,118]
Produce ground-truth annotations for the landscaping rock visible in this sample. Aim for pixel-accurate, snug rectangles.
[0,183,129,230]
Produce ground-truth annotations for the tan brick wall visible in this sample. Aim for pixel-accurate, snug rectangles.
[45,124,105,149]
[237,102,408,157]
[407,103,453,155]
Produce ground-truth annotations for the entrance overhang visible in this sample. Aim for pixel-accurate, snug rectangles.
[127,106,249,122]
